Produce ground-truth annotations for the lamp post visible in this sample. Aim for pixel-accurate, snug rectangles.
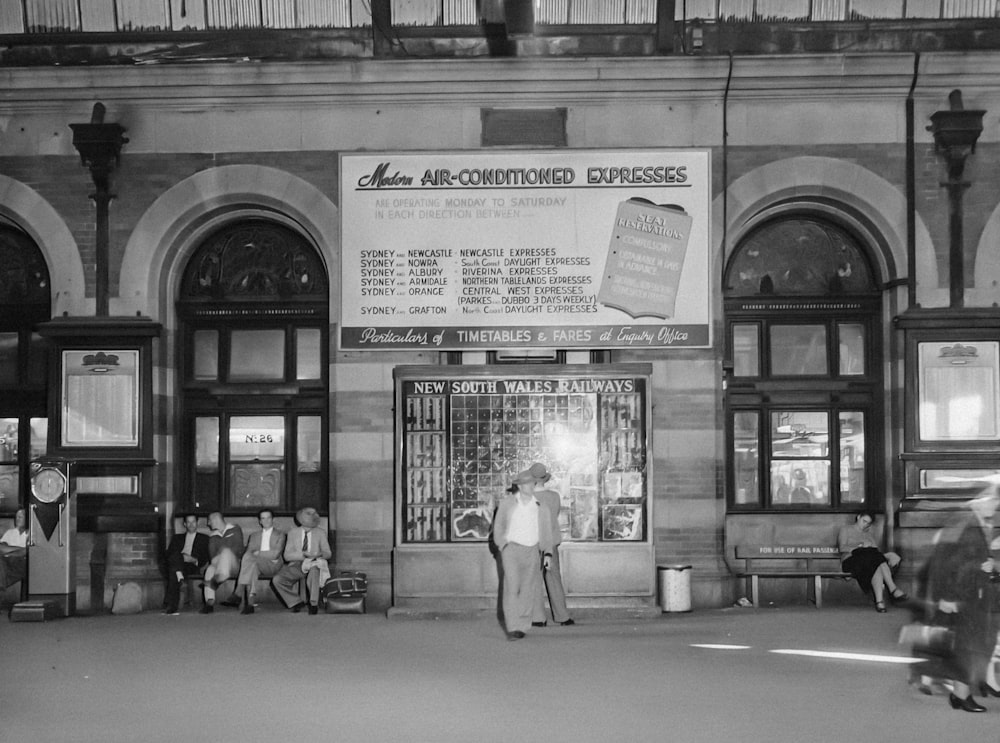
[927,90,984,309]
[70,103,128,317]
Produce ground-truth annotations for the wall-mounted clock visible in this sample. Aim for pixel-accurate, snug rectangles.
[32,467,67,504]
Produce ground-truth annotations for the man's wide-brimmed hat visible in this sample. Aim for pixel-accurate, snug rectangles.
[512,462,552,485]
[528,462,552,482]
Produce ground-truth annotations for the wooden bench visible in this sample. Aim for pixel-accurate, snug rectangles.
[733,545,850,608]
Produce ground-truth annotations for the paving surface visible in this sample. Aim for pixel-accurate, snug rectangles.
[1,602,995,743]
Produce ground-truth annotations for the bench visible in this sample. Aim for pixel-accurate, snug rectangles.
[733,545,850,608]
[171,514,328,609]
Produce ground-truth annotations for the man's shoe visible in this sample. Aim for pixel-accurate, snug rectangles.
[220,596,241,608]
[558,618,575,626]
[308,604,319,615]
[240,603,254,615]
[506,631,526,641]
[290,602,306,613]
[531,621,547,627]
[163,607,179,616]
[198,603,214,614]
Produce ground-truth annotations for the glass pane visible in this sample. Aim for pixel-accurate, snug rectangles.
[61,350,139,447]
[732,324,760,377]
[297,416,323,510]
[732,411,759,505]
[0,419,17,463]
[297,416,322,472]
[770,325,828,375]
[193,330,219,381]
[0,464,18,511]
[839,412,865,504]
[296,328,322,381]
[229,416,285,460]
[26,333,47,386]
[771,411,829,458]
[229,329,285,382]
[919,341,1000,441]
[230,461,283,509]
[726,217,876,296]
[194,414,220,511]
[838,323,865,375]
[29,418,47,459]
[920,469,1000,491]
[770,460,830,506]
[195,417,220,470]
[0,333,17,386]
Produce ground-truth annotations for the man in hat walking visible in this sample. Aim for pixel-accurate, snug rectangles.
[492,466,555,640]
[528,462,575,627]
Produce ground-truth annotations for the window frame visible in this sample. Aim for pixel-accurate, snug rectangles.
[724,297,882,513]
[176,219,329,517]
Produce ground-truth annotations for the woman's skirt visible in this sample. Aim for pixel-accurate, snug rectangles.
[842,546,887,596]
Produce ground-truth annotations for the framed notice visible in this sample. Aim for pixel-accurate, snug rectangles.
[61,350,139,447]
[340,149,711,351]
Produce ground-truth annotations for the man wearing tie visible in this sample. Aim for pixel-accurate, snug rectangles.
[273,507,331,615]
[221,508,286,615]
[162,513,210,615]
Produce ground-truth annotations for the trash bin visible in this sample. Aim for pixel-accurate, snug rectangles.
[658,564,692,613]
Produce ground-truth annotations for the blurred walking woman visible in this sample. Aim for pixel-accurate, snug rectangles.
[837,511,905,613]
[925,488,1000,713]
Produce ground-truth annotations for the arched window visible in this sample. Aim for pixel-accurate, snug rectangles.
[723,215,882,511]
[176,220,329,515]
[0,224,51,513]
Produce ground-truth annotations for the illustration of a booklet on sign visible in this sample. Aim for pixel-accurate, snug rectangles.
[597,198,693,319]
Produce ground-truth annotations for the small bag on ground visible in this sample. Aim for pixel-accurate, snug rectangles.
[323,571,367,614]
[111,581,144,615]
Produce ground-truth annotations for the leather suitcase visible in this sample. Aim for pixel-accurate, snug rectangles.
[324,594,366,614]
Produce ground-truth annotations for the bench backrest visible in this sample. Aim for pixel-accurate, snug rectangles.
[170,514,330,543]
[724,513,884,574]
[734,545,839,559]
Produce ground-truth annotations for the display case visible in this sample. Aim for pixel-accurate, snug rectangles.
[393,364,655,610]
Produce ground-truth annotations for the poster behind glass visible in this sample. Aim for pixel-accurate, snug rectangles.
[61,350,139,447]
[401,375,647,544]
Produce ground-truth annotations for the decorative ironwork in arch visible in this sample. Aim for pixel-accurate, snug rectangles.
[0,226,50,306]
[179,220,327,301]
[725,216,877,297]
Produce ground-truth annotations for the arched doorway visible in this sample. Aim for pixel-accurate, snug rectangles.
[175,218,329,517]
[0,223,51,513]
[723,214,883,512]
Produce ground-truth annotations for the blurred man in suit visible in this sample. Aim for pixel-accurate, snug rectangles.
[200,511,244,614]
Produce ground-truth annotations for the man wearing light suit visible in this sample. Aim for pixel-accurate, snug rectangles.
[272,507,331,615]
[492,467,555,640]
[221,509,286,615]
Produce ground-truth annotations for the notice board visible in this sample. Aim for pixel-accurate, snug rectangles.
[340,149,711,351]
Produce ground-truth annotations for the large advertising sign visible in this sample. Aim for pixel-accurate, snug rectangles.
[340,149,711,350]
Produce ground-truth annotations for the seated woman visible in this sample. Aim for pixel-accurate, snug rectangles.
[838,511,905,613]
[0,507,28,591]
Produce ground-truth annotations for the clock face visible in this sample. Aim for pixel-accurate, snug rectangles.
[32,468,67,503]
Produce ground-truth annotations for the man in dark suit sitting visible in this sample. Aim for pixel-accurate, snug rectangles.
[162,513,210,615]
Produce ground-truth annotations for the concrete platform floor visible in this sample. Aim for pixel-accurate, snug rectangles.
[1,603,995,743]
